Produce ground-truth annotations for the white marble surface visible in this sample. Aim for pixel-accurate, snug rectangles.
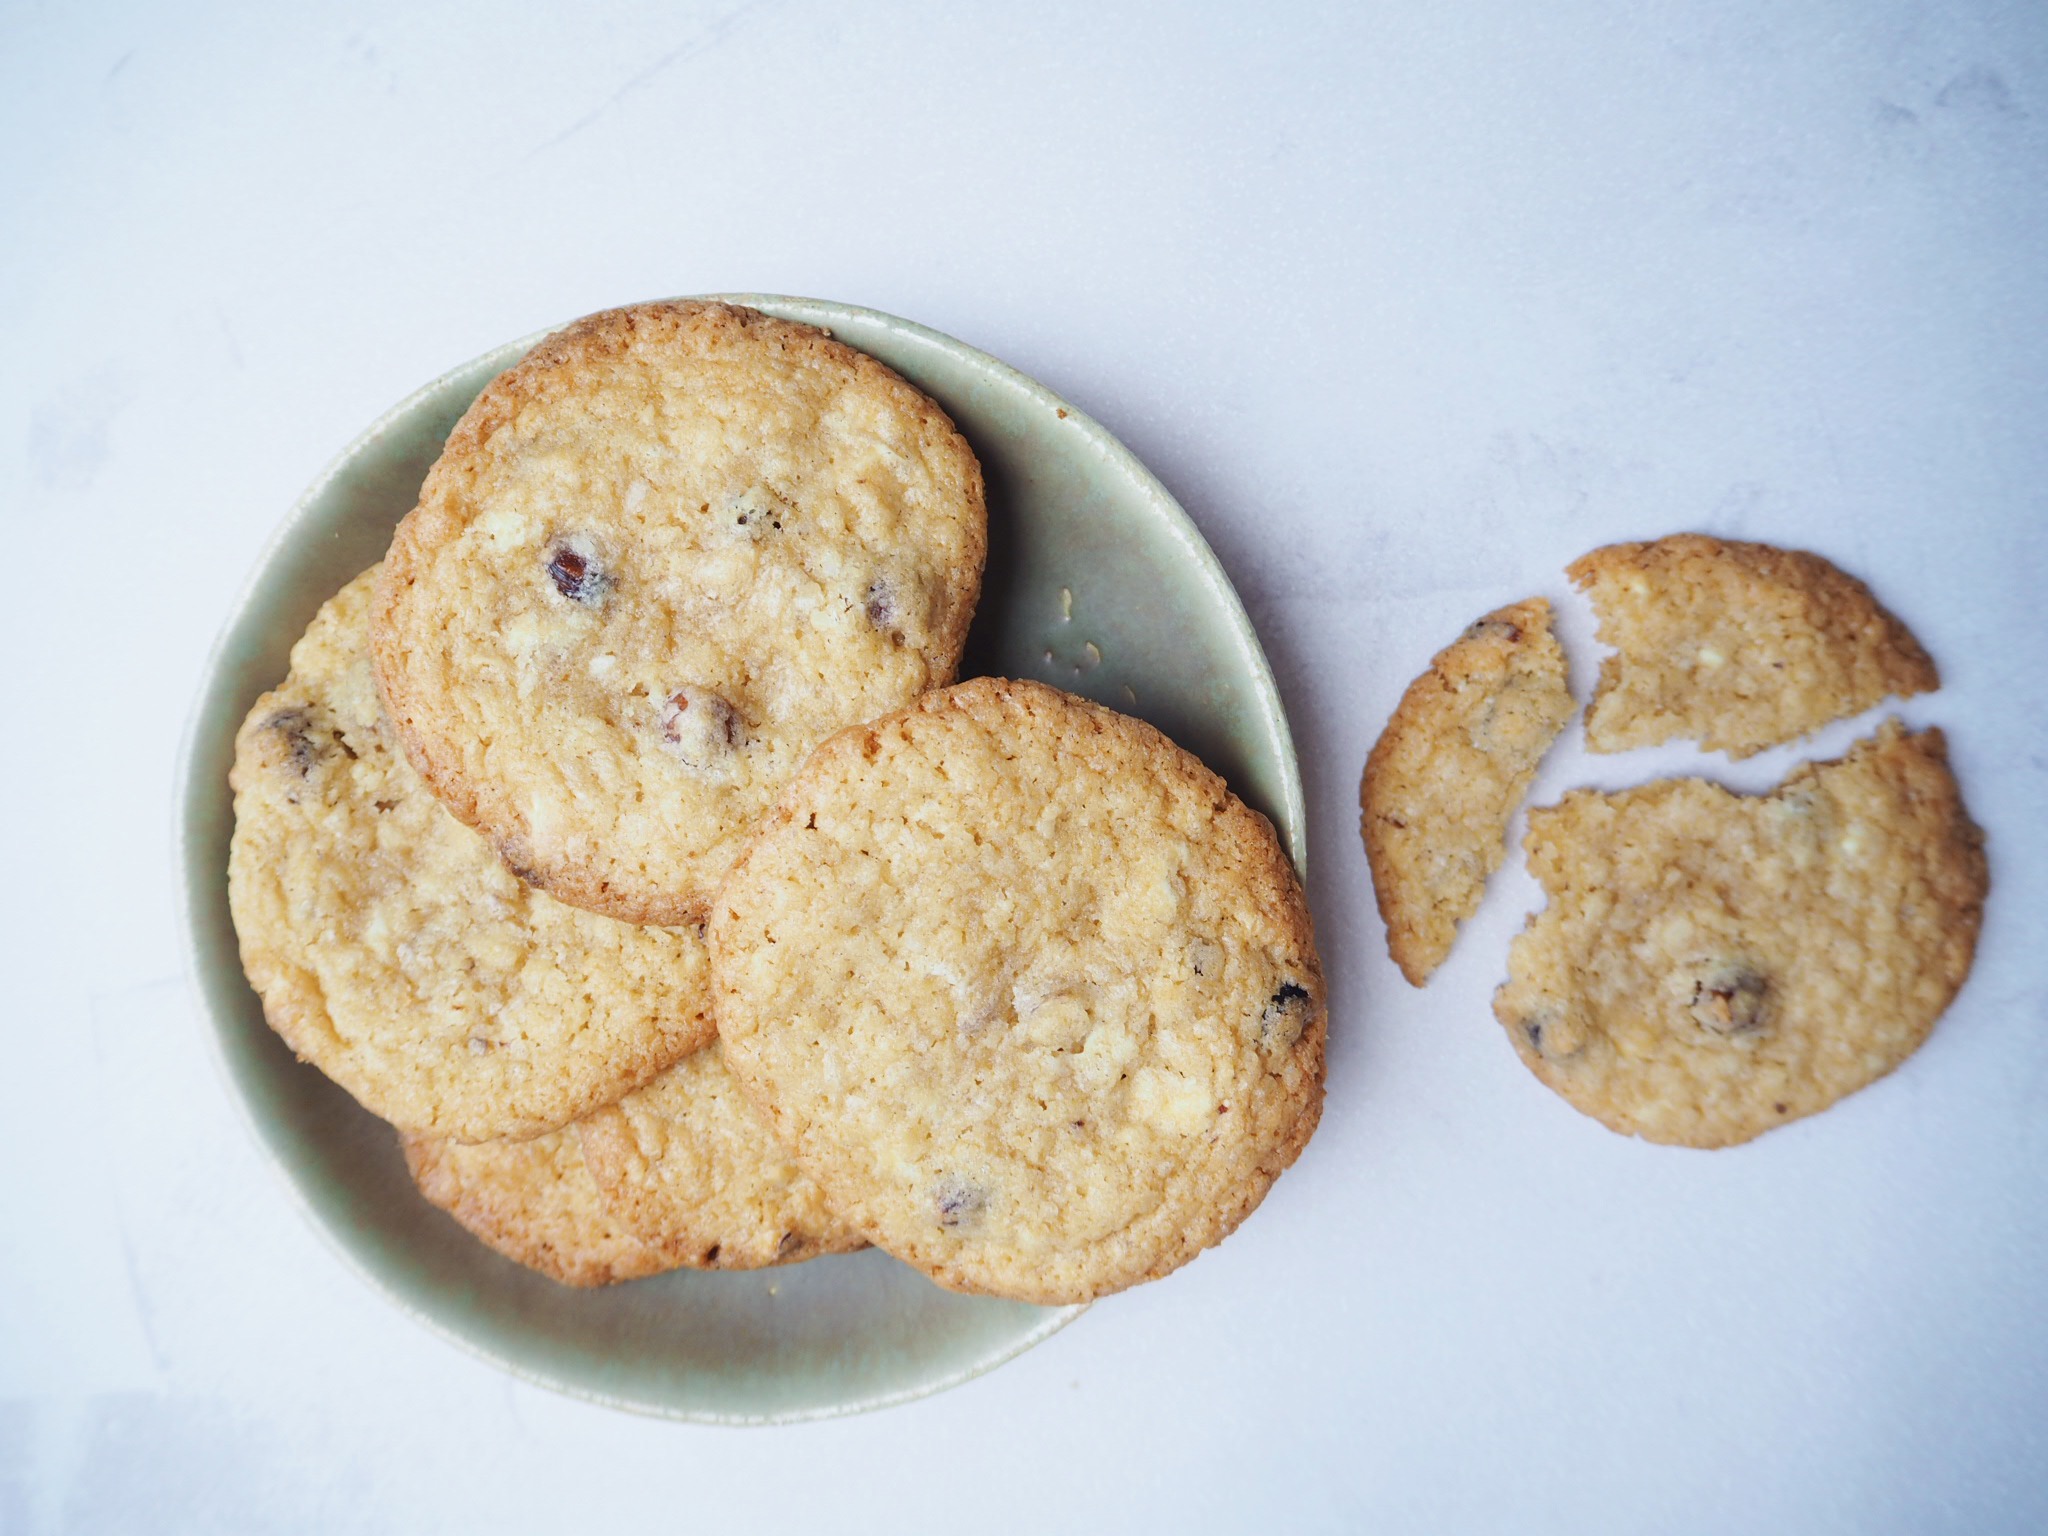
[5,2,2047,1530]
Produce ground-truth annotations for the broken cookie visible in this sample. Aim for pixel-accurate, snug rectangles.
[1361,597,1573,985]
[1570,533,1937,759]
[1493,720,1987,1148]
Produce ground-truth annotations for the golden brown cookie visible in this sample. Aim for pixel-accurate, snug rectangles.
[1570,534,1937,758]
[372,300,987,925]
[576,1044,866,1270]
[710,678,1326,1305]
[1493,720,1987,1147]
[401,1129,671,1287]
[228,567,713,1143]
[1361,597,1573,985]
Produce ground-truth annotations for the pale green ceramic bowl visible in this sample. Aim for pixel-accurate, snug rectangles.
[177,297,1305,1423]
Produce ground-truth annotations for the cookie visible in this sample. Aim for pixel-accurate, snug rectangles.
[576,1044,865,1270]
[228,567,714,1143]
[709,677,1326,1304]
[1493,720,1987,1148]
[1361,597,1573,986]
[1569,533,1937,758]
[372,300,987,925]
[401,1128,671,1287]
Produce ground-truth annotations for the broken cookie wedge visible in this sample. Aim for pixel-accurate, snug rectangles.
[1570,533,1938,759]
[1493,719,1987,1148]
[1361,597,1574,986]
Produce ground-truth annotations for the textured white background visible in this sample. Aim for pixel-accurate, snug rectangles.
[5,2,2047,1530]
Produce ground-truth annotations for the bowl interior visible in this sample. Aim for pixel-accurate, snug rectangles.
[178,296,1305,1422]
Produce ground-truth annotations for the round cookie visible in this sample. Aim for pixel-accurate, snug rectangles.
[1493,720,1987,1148]
[372,300,987,925]
[402,1129,671,1287]
[709,678,1327,1304]
[1361,597,1573,987]
[1569,533,1938,759]
[576,1044,866,1270]
[228,567,714,1143]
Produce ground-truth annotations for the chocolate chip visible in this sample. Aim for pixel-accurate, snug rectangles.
[933,1178,986,1231]
[1259,982,1313,1046]
[658,686,746,776]
[863,579,896,630]
[1688,962,1770,1037]
[703,1244,721,1265]
[262,708,323,776]
[729,487,787,536]
[1461,616,1523,644]
[1518,1008,1578,1058]
[545,538,610,605]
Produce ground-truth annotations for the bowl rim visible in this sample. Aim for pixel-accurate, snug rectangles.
[173,295,1304,1423]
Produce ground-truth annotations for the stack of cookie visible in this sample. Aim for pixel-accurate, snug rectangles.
[230,301,1326,1301]
[1361,534,1987,1148]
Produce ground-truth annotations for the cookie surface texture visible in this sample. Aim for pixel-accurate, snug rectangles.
[228,568,714,1142]
[1361,597,1573,986]
[710,677,1327,1304]
[577,1044,866,1270]
[1493,720,1987,1148]
[402,1129,672,1286]
[1570,533,1937,758]
[372,300,987,924]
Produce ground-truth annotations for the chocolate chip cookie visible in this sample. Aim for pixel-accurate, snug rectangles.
[1493,720,1987,1147]
[576,1044,866,1270]
[1361,597,1573,985]
[709,678,1326,1304]
[402,1128,672,1287]
[1570,533,1937,758]
[372,300,987,924]
[228,567,713,1142]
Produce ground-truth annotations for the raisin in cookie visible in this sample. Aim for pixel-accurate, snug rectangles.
[402,1128,671,1287]
[228,567,713,1142]
[576,1044,865,1270]
[1361,597,1573,986]
[1494,720,1986,1148]
[1570,533,1937,758]
[710,678,1326,1304]
[372,300,987,925]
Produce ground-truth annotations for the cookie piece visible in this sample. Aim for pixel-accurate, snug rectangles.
[710,678,1326,1304]
[228,567,714,1142]
[576,1044,866,1270]
[372,300,987,925]
[1570,533,1937,758]
[1493,721,1987,1148]
[402,1128,671,1286]
[1361,597,1573,986]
